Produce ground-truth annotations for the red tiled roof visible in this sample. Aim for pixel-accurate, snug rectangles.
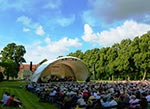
[19,64,38,72]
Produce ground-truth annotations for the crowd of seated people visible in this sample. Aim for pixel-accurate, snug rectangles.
[49,76,75,82]
[0,92,22,108]
[38,75,75,83]
[26,80,150,109]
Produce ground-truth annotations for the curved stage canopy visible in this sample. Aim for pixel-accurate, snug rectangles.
[31,56,90,82]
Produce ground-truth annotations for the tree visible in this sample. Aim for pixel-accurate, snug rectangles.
[134,52,150,80]
[0,43,26,79]
[3,59,18,80]
[96,47,109,80]
[114,39,133,80]
[0,72,4,82]
[129,37,141,79]
[66,32,150,81]
[134,34,150,80]
[106,44,119,80]
[68,50,84,59]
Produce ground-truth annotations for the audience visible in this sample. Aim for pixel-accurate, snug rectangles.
[2,80,150,108]
[25,80,150,109]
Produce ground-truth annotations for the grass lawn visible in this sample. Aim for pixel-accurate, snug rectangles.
[0,80,58,109]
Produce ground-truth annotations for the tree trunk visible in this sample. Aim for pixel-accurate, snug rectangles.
[6,76,9,80]
[112,75,114,81]
[127,75,130,81]
[142,70,147,81]
[108,77,110,80]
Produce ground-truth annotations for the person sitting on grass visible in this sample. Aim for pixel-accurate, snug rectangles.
[1,92,10,106]
[6,94,22,107]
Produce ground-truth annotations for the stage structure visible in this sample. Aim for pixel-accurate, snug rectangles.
[30,56,90,82]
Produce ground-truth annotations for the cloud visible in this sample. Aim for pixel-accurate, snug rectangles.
[23,27,30,32]
[85,0,150,25]
[36,26,45,36]
[46,37,81,53]
[17,16,32,27]
[24,37,82,63]
[0,0,61,12]
[144,15,150,23]
[17,16,45,36]
[17,14,74,36]
[42,0,61,9]
[17,16,38,29]
[0,0,28,11]
[10,1,73,30]
[82,11,98,27]
[82,24,98,42]
[82,20,150,47]
[56,15,75,27]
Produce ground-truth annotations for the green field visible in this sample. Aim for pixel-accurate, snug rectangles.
[0,81,58,109]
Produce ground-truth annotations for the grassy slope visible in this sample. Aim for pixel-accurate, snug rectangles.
[0,81,58,109]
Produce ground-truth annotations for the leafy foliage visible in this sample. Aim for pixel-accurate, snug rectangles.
[0,43,26,79]
[68,32,150,80]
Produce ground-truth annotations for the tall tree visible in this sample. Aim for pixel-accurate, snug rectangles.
[3,59,18,80]
[134,33,150,80]
[96,47,109,80]
[106,44,119,80]
[67,32,150,81]
[129,37,141,79]
[115,39,132,80]
[0,43,26,79]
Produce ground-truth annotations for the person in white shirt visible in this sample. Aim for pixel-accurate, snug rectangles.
[2,92,10,106]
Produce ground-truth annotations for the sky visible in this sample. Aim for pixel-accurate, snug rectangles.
[0,0,150,64]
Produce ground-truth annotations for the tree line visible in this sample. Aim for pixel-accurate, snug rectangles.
[0,32,150,81]
[68,32,150,81]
